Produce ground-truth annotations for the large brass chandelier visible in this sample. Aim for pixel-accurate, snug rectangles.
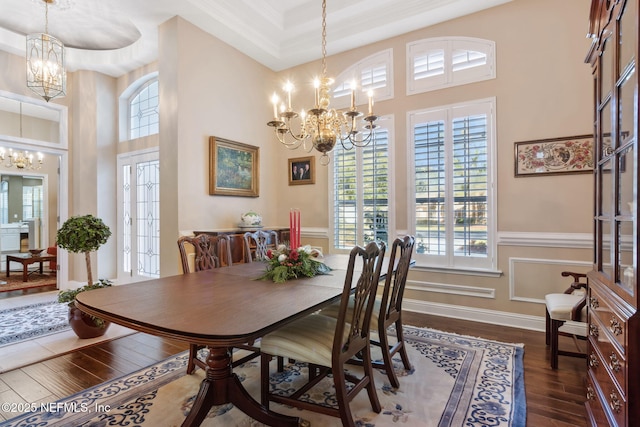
[26,0,66,102]
[267,0,378,165]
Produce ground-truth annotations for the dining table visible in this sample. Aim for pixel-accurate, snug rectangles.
[74,254,375,427]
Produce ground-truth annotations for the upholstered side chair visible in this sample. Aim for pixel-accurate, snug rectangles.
[322,235,416,388]
[260,241,386,427]
[544,271,588,369]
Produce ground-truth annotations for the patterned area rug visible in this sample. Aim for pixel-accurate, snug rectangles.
[0,326,525,426]
[0,301,69,346]
[0,272,57,293]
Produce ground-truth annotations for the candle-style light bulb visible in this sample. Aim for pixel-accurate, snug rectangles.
[367,90,374,115]
[313,78,320,108]
[271,93,279,119]
[350,80,356,110]
[284,81,294,110]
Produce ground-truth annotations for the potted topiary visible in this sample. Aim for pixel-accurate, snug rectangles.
[56,214,112,338]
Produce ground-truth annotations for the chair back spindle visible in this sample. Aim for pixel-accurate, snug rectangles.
[243,230,278,262]
[335,241,386,361]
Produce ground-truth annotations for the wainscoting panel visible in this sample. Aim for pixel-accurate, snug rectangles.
[405,280,495,299]
[509,257,591,303]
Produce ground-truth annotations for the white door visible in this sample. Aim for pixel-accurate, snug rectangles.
[117,149,160,284]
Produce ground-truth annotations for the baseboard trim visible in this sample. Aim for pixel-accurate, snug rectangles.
[403,298,586,336]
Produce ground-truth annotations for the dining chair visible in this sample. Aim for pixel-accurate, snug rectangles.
[260,241,386,427]
[545,271,588,369]
[177,234,257,373]
[177,233,232,273]
[321,235,416,388]
[243,229,278,262]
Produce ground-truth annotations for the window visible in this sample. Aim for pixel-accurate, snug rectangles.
[0,180,7,224]
[409,99,495,270]
[332,49,394,109]
[117,150,160,283]
[22,182,43,220]
[332,122,393,250]
[124,75,159,141]
[407,37,495,95]
[129,78,159,139]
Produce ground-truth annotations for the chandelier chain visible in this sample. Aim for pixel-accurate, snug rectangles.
[321,0,327,78]
[266,0,378,164]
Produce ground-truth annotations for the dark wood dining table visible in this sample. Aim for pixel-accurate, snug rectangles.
[74,255,362,427]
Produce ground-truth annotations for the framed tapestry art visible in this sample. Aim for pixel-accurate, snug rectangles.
[514,134,593,177]
[288,156,315,185]
[209,137,259,197]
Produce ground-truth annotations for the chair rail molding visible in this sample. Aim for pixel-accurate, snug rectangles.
[498,231,592,249]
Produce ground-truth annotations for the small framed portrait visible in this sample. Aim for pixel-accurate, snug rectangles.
[288,156,315,185]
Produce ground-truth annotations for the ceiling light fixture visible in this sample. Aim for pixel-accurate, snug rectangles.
[0,103,45,170]
[26,0,66,102]
[267,0,378,165]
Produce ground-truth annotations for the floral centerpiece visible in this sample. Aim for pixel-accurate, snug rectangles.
[259,244,331,283]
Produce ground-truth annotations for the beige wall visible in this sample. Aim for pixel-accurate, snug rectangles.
[268,0,594,327]
[0,0,595,330]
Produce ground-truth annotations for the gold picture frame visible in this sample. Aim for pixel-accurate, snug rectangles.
[209,136,259,197]
[288,156,315,185]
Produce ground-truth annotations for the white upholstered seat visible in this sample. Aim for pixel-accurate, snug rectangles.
[544,271,588,369]
[260,242,386,427]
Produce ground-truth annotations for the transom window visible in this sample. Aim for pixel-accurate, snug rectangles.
[129,78,159,140]
[407,37,495,95]
[332,49,393,109]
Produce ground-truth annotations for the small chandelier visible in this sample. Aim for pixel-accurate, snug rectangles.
[0,149,44,170]
[267,0,378,165]
[26,0,66,102]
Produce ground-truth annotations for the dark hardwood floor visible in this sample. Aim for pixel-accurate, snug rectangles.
[0,306,587,426]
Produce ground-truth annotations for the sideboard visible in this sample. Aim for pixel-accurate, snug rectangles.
[193,228,290,265]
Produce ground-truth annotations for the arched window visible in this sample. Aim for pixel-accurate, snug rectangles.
[332,49,393,109]
[407,37,495,94]
[120,73,159,141]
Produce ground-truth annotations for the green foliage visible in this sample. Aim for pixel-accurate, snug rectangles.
[57,214,111,254]
[57,279,112,328]
[259,245,332,284]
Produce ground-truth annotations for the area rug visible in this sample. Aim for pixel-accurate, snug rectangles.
[0,301,69,346]
[0,272,57,293]
[0,326,525,427]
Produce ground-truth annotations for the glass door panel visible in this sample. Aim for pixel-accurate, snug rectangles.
[601,98,613,157]
[617,220,634,296]
[619,0,636,75]
[601,159,613,216]
[602,219,613,279]
[619,144,635,216]
[619,68,635,145]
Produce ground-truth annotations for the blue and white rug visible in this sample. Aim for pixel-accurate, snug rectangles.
[0,326,525,426]
[0,301,69,347]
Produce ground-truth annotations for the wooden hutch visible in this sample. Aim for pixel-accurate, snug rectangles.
[585,0,639,425]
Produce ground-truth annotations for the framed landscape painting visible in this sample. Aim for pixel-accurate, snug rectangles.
[209,136,259,197]
[514,134,593,177]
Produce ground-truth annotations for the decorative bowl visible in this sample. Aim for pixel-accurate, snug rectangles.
[29,249,44,256]
[240,211,262,227]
